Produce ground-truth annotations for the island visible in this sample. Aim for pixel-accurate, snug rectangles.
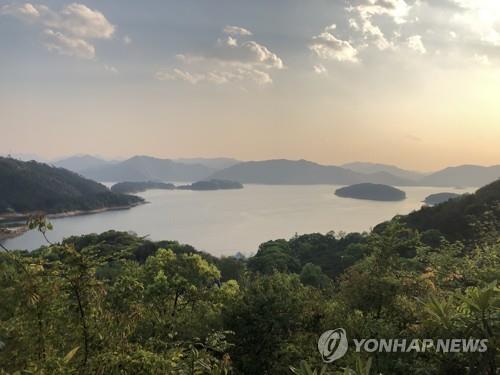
[335,183,406,201]
[0,157,144,240]
[423,192,461,206]
[176,179,244,191]
[111,181,175,194]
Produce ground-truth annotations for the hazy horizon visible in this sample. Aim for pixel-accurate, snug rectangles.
[3,152,500,174]
[2,0,500,170]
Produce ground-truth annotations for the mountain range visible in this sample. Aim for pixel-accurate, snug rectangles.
[50,155,500,187]
[79,156,214,182]
[174,157,240,170]
[341,162,426,181]
[53,155,241,173]
[209,159,415,185]
[53,154,118,172]
[419,165,500,187]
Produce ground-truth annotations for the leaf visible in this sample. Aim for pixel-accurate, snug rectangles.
[63,346,80,363]
[28,292,40,305]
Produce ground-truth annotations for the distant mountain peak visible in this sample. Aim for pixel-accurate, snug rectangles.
[54,155,116,173]
[421,164,500,187]
[342,161,424,183]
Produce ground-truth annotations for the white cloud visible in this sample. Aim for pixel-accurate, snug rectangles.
[52,3,114,39]
[361,20,393,50]
[243,41,284,69]
[104,64,119,74]
[1,3,40,18]
[44,28,95,59]
[404,0,500,62]
[156,69,206,85]
[310,26,359,62]
[1,3,115,59]
[407,35,426,53]
[346,0,415,51]
[325,24,338,32]
[348,18,360,31]
[311,0,500,67]
[156,67,273,86]
[226,36,238,47]
[223,25,253,36]
[157,27,283,87]
[353,0,412,25]
[473,53,490,65]
[175,54,205,64]
[313,64,328,74]
[450,0,500,46]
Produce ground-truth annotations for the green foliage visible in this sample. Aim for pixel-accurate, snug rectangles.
[345,357,373,375]
[300,263,331,289]
[289,357,375,375]
[290,360,331,375]
[217,256,246,282]
[224,273,325,374]
[247,232,368,279]
[247,240,301,274]
[0,230,234,375]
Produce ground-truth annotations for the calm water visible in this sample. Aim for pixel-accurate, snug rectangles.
[3,185,474,256]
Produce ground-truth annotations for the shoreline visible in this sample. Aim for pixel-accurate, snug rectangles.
[0,226,29,241]
[0,201,147,242]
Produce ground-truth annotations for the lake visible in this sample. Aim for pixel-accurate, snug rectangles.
[2,185,474,256]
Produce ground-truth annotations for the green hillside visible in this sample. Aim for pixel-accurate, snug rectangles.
[404,179,500,242]
[0,157,143,214]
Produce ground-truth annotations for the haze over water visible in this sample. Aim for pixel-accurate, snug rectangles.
[4,185,474,255]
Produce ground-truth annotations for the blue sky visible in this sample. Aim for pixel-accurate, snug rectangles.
[1,0,499,170]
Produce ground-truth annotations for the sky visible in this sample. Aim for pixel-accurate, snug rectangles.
[1,0,499,171]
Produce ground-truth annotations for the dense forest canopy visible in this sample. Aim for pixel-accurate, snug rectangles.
[0,157,143,214]
[0,179,499,374]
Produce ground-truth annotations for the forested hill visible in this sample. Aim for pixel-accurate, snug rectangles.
[403,178,500,242]
[0,157,143,214]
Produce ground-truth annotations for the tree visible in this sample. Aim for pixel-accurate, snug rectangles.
[224,273,324,374]
[247,240,301,274]
[300,263,331,289]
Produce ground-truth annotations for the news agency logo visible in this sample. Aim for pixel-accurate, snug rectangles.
[317,328,349,363]
[318,328,489,363]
